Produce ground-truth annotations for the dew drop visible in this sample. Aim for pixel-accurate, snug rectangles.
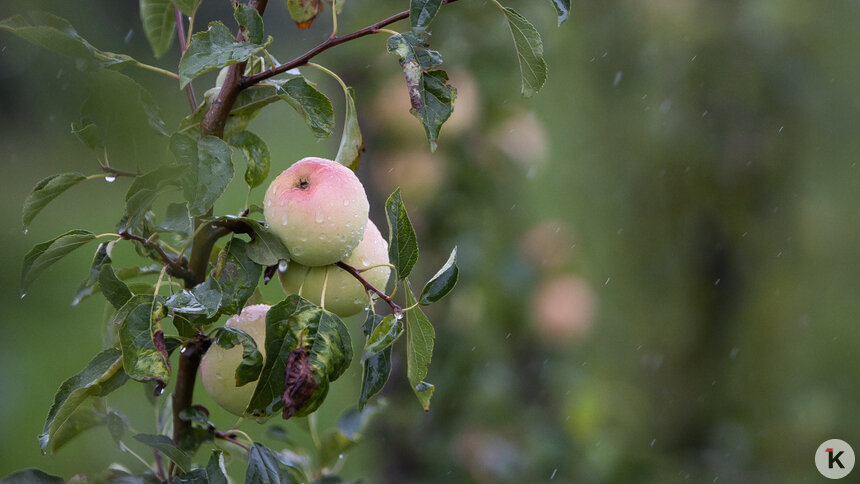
[104,176,116,183]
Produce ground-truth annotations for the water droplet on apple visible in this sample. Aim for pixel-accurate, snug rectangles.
[315,211,324,223]
[281,215,288,225]
[104,176,116,183]
[343,199,350,206]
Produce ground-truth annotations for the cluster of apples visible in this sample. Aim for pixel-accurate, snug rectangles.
[200,157,391,416]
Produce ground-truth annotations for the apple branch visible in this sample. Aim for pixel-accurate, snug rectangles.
[336,261,403,316]
[242,0,461,88]
[117,229,194,281]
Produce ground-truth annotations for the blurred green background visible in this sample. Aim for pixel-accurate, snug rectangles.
[2,0,859,482]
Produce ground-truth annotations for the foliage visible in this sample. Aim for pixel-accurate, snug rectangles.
[2,0,564,482]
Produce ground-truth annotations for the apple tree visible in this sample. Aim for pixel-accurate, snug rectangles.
[2,0,569,481]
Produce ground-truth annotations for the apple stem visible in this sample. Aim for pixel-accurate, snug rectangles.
[336,261,403,316]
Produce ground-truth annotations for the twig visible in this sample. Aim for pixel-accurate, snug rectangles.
[213,430,251,452]
[117,229,194,281]
[242,0,460,88]
[336,261,402,315]
[174,6,198,111]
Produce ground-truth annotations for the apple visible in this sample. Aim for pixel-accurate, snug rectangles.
[263,157,370,267]
[530,276,595,343]
[279,220,391,317]
[200,304,270,416]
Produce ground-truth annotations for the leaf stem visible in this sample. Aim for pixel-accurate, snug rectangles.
[376,28,400,36]
[305,62,348,95]
[131,61,180,81]
[336,261,402,316]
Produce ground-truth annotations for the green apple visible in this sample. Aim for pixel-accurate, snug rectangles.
[279,220,391,317]
[200,304,269,416]
[263,157,370,267]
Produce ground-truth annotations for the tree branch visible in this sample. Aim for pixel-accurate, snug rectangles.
[242,0,460,87]
[336,261,402,315]
[117,229,193,281]
[171,332,212,449]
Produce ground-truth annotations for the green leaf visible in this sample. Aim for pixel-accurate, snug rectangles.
[287,0,323,29]
[548,0,571,25]
[48,407,105,453]
[279,77,336,140]
[334,87,363,170]
[213,326,264,386]
[405,284,435,411]
[98,264,133,310]
[116,295,170,386]
[126,164,186,202]
[139,0,176,58]
[157,202,193,235]
[74,263,161,307]
[106,410,130,443]
[0,12,138,70]
[166,278,222,318]
[385,188,418,280]
[234,4,264,44]
[247,295,352,419]
[0,469,65,484]
[173,0,202,16]
[500,7,547,97]
[21,230,97,293]
[213,238,263,316]
[70,120,101,150]
[206,450,230,484]
[133,433,192,472]
[387,32,455,151]
[175,135,234,217]
[81,68,169,140]
[73,242,114,306]
[361,315,403,361]
[359,314,393,411]
[246,443,285,483]
[410,0,443,33]
[246,222,291,266]
[173,469,209,484]
[319,403,384,468]
[229,131,271,189]
[179,21,271,88]
[21,172,87,230]
[325,0,346,14]
[39,348,128,453]
[420,246,458,304]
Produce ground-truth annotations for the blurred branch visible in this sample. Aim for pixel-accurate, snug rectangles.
[174,6,198,111]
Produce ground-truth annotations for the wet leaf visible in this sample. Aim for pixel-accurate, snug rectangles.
[548,0,571,25]
[387,32,455,151]
[247,295,352,420]
[213,238,263,316]
[21,230,97,293]
[173,0,202,16]
[334,87,363,170]
[39,348,128,453]
[174,135,234,217]
[47,407,105,454]
[385,188,418,280]
[410,0,443,33]
[419,246,458,304]
[361,315,402,361]
[234,4,264,44]
[98,264,133,310]
[22,172,87,230]
[405,284,435,410]
[212,326,264,386]
[179,21,271,87]
[229,131,271,189]
[116,295,170,386]
[358,313,393,411]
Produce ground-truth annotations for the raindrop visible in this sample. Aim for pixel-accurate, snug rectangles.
[613,71,623,87]
[124,29,134,44]
[651,438,656,447]
[278,260,289,272]
[604,277,611,286]
[550,469,558,480]
[153,382,166,396]
[22,228,28,235]
[729,347,740,359]
[778,126,784,133]
[104,176,116,183]
[19,292,26,299]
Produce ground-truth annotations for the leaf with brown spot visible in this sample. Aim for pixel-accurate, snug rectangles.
[287,0,324,29]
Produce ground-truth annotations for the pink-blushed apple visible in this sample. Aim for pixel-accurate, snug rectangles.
[279,220,391,317]
[200,304,269,416]
[530,276,595,343]
[263,157,369,267]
